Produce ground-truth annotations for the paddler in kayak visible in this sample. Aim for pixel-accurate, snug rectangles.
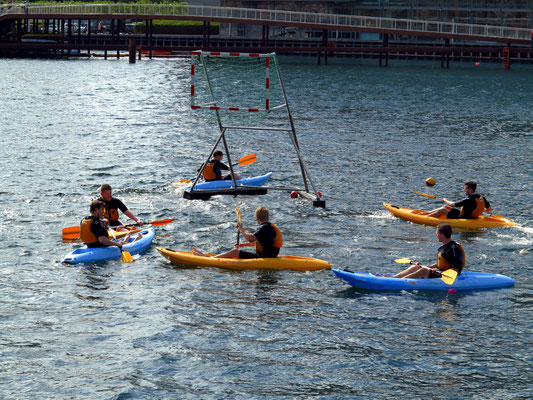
[391,224,465,279]
[414,181,492,219]
[98,184,144,229]
[200,150,241,181]
[192,206,282,259]
[81,200,140,248]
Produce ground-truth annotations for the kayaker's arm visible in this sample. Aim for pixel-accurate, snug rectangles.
[98,235,124,248]
[238,225,257,243]
[442,198,455,207]
[124,210,143,226]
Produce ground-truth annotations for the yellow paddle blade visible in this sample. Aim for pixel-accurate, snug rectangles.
[441,269,458,285]
[179,179,191,183]
[238,153,257,166]
[121,250,133,263]
[236,206,242,225]
[394,258,413,264]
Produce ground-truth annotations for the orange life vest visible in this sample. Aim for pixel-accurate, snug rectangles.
[255,223,283,253]
[202,161,218,181]
[460,195,486,218]
[80,217,99,245]
[104,206,120,223]
[437,242,465,271]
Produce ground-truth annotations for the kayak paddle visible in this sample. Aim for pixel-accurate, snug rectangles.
[236,205,242,246]
[412,190,443,201]
[393,258,457,284]
[62,218,174,240]
[179,153,258,184]
[109,228,133,263]
[412,191,505,220]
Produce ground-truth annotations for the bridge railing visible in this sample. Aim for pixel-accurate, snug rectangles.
[1,3,531,42]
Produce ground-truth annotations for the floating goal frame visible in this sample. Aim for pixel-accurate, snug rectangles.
[186,50,324,207]
[191,50,281,113]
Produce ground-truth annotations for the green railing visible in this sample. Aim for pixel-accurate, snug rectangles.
[1,3,531,41]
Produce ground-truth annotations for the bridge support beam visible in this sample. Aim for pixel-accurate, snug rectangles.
[441,38,450,68]
[318,29,328,65]
[262,25,269,47]
[203,21,211,48]
[129,39,136,63]
[145,19,153,59]
[379,34,389,67]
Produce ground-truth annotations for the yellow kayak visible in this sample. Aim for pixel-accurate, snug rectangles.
[383,203,516,228]
[157,247,331,271]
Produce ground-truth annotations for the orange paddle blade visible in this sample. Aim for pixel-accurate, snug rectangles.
[62,226,80,235]
[238,153,257,166]
[148,218,174,226]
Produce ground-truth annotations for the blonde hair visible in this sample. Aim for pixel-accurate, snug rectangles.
[255,206,269,222]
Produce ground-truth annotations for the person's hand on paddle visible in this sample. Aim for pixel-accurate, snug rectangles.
[442,198,455,207]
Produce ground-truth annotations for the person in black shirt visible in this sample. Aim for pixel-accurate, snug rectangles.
[201,150,241,181]
[192,206,282,259]
[80,200,128,248]
[392,224,465,279]
[415,181,491,219]
[98,184,143,228]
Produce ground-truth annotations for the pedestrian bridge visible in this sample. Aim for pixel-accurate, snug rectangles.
[1,3,531,45]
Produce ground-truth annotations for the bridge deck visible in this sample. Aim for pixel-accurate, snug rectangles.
[1,4,532,45]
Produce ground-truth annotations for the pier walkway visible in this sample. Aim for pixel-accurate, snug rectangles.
[1,3,532,44]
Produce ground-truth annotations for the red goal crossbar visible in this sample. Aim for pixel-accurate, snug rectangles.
[190,50,272,112]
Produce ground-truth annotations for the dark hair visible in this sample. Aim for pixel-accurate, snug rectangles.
[437,224,453,239]
[100,183,112,192]
[90,200,105,212]
[464,181,477,191]
[213,150,223,157]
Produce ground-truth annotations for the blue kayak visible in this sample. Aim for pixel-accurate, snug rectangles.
[186,172,272,190]
[62,228,155,264]
[332,269,515,291]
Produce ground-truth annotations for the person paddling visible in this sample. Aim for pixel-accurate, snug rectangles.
[200,150,241,181]
[414,181,492,219]
[81,200,139,248]
[392,224,465,279]
[98,184,143,229]
[193,206,282,259]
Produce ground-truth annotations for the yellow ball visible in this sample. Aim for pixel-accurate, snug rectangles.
[425,177,435,187]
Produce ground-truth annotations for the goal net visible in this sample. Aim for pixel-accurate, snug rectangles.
[190,51,286,124]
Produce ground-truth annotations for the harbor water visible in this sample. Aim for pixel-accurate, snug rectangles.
[0,57,532,399]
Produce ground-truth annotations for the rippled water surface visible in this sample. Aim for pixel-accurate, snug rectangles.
[0,57,532,399]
